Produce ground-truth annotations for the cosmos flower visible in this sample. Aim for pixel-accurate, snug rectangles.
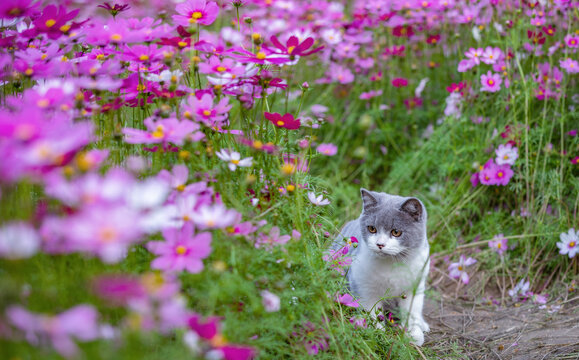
[255,226,291,250]
[489,234,508,255]
[335,293,359,308]
[480,71,502,92]
[495,143,518,165]
[6,305,101,358]
[556,228,578,259]
[0,222,40,259]
[215,149,253,171]
[316,143,337,156]
[261,290,281,312]
[448,255,477,284]
[481,46,502,65]
[391,78,408,87]
[508,279,530,299]
[172,0,219,27]
[559,58,579,74]
[307,192,330,206]
[147,223,212,274]
[264,112,301,130]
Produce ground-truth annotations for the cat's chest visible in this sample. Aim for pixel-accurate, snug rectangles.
[350,246,429,303]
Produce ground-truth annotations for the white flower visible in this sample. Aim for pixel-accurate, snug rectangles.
[0,222,40,259]
[556,228,578,259]
[495,143,518,166]
[307,192,330,206]
[146,70,183,83]
[260,290,281,312]
[215,149,253,171]
[508,279,530,299]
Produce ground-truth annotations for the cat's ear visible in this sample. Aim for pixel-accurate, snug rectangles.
[400,198,423,221]
[360,188,378,212]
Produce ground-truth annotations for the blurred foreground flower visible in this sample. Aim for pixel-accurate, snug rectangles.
[261,290,281,312]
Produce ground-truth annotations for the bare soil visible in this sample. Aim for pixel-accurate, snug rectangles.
[422,259,579,359]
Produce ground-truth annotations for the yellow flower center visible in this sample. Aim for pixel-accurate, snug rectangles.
[206,219,216,227]
[253,140,263,149]
[192,11,203,19]
[497,243,502,249]
[498,171,503,178]
[37,99,49,108]
[151,125,164,139]
[488,79,494,85]
[111,33,122,41]
[25,68,34,76]
[503,155,509,160]
[202,110,211,116]
[178,41,187,48]
[277,120,285,126]
[139,54,149,61]
[570,241,576,247]
[60,24,70,32]
[176,184,186,192]
[96,54,105,60]
[216,66,226,72]
[100,228,117,242]
[287,46,296,54]
[176,245,187,255]
[287,184,296,192]
[281,163,296,175]
[231,159,240,164]
[458,266,463,271]
[256,52,267,60]
[45,19,56,27]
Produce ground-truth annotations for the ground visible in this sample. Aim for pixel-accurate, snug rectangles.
[423,256,579,360]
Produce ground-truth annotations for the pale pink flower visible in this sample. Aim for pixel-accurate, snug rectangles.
[316,143,337,156]
[307,192,330,206]
[260,290,281,312]
[448,255,477,284]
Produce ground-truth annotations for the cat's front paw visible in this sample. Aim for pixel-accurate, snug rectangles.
[407,325,425,346]
[417,319,430,333]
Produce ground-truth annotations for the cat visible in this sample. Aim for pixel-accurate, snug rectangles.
[333,188,430,346]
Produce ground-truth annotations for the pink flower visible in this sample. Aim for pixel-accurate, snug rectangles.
[465,47,484,65]
[183,93,232,128]
[172,0,219,27]
[194,204,239,230]
[267,35,324,57]
[480,71,502,92]
[255,226,291,250]
[349,316,367,329]
[392,77,408,87]
[448,255,477,284]
[316,143,337,156]
[489,234,508,255]
[261,290,281,312]
[481,46,502,65]
[335,293,359,308]
[123,117,201,147]
[560,58,579,74]
[328,63,354,84]
[147,223,212,273]
[6,305,101,358]
[458,59,475,72]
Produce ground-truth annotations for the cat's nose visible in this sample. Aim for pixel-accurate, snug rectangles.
[377,243,384,249]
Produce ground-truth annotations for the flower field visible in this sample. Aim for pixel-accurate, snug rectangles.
[0,0,578,358]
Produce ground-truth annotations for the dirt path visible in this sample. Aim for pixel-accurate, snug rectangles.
[422,294,579,359]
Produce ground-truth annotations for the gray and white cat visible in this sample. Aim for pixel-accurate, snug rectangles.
[334,189,430,346]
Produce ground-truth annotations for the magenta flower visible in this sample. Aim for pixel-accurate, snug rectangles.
[489,234,508,255]
[328,63,354,84]
[28,5,81,40]
[492,163,513,186]
[0,0,40,18]
[230,47,290,65]
[316,143,337,156]
[6,305,100,358]
[448,255,477,284]
[264,112,301,130]
[391,77,408,87]
[198,56,245,77]
[172,0,219,27]
[564,34,578,48]
[188,315,256,360]
[335,293,359,308]
[147,223,212,273]
[480,71,502,92]
[267,35,324,58]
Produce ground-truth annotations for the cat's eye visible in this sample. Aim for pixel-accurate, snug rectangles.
[367,225,377,233]
[391,229,402,237]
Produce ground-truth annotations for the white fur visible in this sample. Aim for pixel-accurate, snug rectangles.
[349,237,430,345]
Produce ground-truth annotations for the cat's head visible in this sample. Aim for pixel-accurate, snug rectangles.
[358,188,427,257]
